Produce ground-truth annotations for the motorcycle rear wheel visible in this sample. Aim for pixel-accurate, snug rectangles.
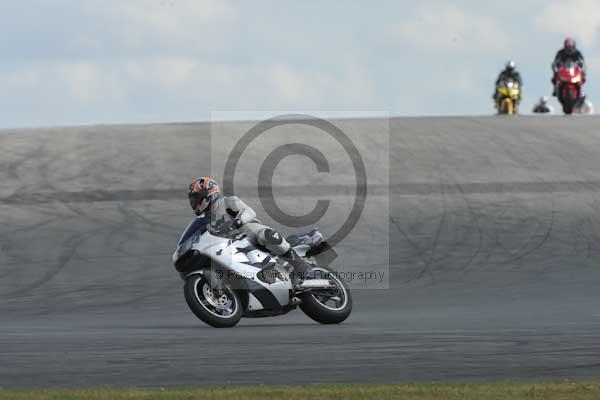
[300,267,352,324]
[184,274,243,328]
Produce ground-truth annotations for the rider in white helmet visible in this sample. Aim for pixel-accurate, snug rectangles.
[493,60,523,106]
[533,96,554,114]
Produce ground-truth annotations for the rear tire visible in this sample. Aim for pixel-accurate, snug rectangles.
[184,274,243,328]
[300,267,352,324]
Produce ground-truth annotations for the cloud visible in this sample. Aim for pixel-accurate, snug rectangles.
[79,0,238,51]
[2,2,577,126]
[0,69,40,90]
[535,0,600,46]
[0,55,376,126]
[269,64,307,102]
[388,4,510,53]
[58,63,103,102]
[267,64,375,108]
[0,61,123,104]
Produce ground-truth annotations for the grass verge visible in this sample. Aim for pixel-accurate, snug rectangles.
[2,381,600,400]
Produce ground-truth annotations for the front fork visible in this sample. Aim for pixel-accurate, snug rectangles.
[204,269,224,294]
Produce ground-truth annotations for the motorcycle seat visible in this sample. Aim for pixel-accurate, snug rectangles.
[286,228,323,247]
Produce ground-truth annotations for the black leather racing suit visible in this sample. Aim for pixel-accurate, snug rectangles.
[552,48,586,88]
[493,69,523,102]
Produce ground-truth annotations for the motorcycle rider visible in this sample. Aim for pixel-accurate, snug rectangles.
[552,37,586,96]
[187,176,314,285]
[533,96,554,114]
[493,60,523,106]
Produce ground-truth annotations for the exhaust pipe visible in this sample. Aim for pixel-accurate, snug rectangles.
[298,279,334,289]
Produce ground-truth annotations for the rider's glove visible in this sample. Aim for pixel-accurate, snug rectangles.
[232,218,243,229]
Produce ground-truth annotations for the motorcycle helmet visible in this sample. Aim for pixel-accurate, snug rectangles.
[506,60,516,71]
[564,37,576,53]
[540,96,548,104]
[188,177,221,216]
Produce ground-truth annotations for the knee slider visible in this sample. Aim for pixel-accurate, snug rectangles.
[261,228,283,245]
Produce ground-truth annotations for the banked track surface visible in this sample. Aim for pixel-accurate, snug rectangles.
[1,116,600,387]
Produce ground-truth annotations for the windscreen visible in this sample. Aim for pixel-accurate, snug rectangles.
[177,214,211,246]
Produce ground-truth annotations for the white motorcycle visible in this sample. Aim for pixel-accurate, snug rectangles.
[172,215,352,328]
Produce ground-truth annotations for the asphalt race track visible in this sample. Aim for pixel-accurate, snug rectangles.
[1,116,600,387]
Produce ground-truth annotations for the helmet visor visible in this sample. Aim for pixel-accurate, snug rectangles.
[188,191,206,211]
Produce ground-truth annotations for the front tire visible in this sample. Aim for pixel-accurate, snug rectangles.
[300,267,352,324]
[499,98,513,115]
[561,86,578,115]
[184,274,243,328]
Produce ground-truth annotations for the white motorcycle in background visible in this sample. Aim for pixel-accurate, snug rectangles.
[172,215,352,328]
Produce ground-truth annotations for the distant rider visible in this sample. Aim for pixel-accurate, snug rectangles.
[493,61,523,106]
[552,37,586,96]
[532,96,553,114]
[187,177,313,285]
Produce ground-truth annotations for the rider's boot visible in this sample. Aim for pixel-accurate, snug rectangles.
[281,248,315,287]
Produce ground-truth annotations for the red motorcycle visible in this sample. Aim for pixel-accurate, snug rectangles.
[555,61,585,114]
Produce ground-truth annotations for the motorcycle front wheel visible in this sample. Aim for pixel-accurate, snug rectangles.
[561,86,579,115]
[499,98,514,115]
[300,267,352,324]
[184,274,243,328]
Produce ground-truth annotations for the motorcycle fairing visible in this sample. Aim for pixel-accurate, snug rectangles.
[182,231,293,309]
[177,214,211,246]
[173,224,337,314]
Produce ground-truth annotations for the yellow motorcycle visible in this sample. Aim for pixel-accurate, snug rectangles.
[495,78,522,115]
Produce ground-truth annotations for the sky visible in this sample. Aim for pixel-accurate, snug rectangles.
[2,0,600,128]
